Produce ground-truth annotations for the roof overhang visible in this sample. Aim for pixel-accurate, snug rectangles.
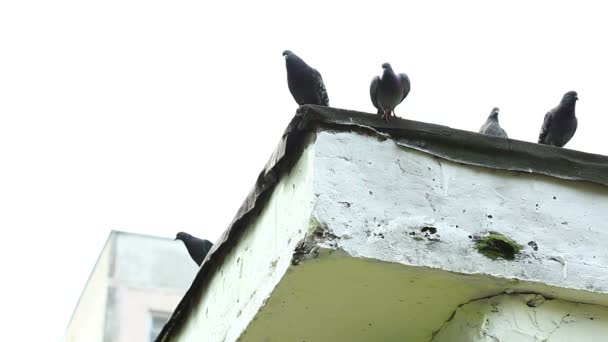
[157,105,608,341]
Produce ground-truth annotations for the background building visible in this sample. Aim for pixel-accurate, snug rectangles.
[64,231,199,342]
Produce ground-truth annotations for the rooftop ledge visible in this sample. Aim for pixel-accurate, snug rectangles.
[158,105,608,342]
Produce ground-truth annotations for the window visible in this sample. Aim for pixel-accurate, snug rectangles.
[149,311,171,342]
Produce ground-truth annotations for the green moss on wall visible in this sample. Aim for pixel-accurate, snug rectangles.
[475,233,522,260]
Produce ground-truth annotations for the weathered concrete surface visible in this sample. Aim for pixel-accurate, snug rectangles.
[169,129,608,342]
[171,144,316,342]
[432,294,608,342]
[239,131,608,341]
[239,130,608,341]
[239,254,608,342]
[312,131,608,293]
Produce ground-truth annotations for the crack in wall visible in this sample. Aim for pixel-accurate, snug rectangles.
[395,158,408,174]
[435,158,449,195]
[316,152,353,163]
[541,314,572,341]
[428,292,510,342]
[428,293,594,342]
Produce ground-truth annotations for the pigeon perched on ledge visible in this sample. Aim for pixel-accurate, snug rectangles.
[370,63,410,121]
[175,232,213,266]
[479,107,508,138]
[283,50,329,106]
[538,91,579,147]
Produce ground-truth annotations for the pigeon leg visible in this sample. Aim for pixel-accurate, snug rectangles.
[381,111,390,122]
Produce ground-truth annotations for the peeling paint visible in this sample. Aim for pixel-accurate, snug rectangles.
[292,217,338,265]
[169,128,608,342]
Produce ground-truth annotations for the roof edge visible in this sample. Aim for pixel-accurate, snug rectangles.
[156,106,315,341]
[305,105,608,187]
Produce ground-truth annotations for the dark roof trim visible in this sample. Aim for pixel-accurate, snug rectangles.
[157,105,608,341]
[309,106,608,186]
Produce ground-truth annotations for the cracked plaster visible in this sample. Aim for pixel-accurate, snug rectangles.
[431,294,608,342]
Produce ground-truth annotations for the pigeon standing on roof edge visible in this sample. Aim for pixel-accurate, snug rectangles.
[283,50,329,107]
[370,63,410,121]
[538,91,579,147]
[175,232,213,266]
[479,107,508,138]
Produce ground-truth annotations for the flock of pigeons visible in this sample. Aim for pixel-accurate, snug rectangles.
[283,50,580,148]
[174,51,581,267]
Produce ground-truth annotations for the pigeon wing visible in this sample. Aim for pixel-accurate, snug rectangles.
[187,237,214,266]
[538,112,553,144]
[499,127,508,138]
[399,73,411,101]
[479,119,491,134]
[311,68,329,106]
[370,76,380,113]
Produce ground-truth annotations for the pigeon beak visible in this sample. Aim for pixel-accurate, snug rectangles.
[576,96,579,101]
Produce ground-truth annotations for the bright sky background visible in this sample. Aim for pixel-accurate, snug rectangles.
[1,1,607,341]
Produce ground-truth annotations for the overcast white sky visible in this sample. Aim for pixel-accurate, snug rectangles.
[1,1,607,340]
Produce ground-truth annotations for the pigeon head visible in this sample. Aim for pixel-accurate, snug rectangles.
[283,50,311,74]
[381,63,397,79]
[283,50,303,65]
[489,107,500,119]
[561,91,578,105]
[175,232,191,241]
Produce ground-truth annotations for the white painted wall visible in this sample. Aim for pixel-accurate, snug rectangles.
[171,130,608,341]
[312,131,608,294]
[432,294,608,342]
[173,143,316,341]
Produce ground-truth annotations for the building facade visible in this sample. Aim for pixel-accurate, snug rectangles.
[158,106,608,342]
[64,231,199,342]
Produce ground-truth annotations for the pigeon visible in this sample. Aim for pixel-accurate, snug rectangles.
[175,232,213,266]
[538,91,579,147]
[479,107,508,138]
[283,50,329,106]
[370,63,411,121]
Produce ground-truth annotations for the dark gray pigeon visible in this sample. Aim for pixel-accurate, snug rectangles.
[175,232,213,266]
[538,91,579,147]
[370,63,410,121]
[283,50,329,106]
[479,107,508,138]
